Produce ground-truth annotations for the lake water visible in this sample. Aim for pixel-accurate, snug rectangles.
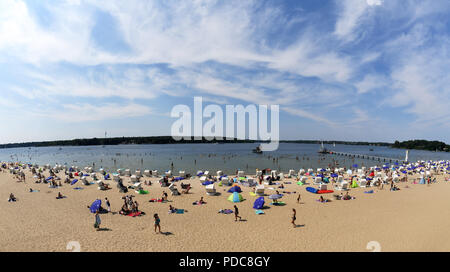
[1,143,450,175]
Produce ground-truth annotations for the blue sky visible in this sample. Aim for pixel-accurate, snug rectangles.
[0,0,449,144]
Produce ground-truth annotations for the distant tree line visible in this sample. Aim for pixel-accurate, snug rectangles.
[0,136,256,149]
[0,137,446,151]
[392,140,449,152]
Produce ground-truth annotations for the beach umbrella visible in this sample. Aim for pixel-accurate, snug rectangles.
[317,174,324,178]
[90,199,101,213]
[330,173,338,178]
[375,168,381,171]
[46,176,53,181]
[253,197,265,209]
[228,192,243,203]
[268,194,283,200]
[228,186,242,193]
[70,179,78,185]
[202,181,213,186]
[347,169,352,175]
[352,164,358,168]
[104,174,110,180]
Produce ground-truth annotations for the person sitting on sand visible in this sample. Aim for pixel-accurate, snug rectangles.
[169,205,177,213]
[182,185,191,194]
[319,196,329,203]
[8,193,17,202]
[119,203,130,215]
[162,191,168,201]
[278,183,285,189]
[56,192,64,199]
[198,197,206,205]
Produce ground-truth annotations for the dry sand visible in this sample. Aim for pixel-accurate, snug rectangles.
[1,169,450,252]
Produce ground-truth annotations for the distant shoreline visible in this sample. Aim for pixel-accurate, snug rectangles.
[0,137,447,152]
[0,136,392,149]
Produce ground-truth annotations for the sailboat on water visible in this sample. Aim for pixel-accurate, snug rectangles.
[318,141,329,154]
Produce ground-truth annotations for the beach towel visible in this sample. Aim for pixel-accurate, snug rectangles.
[137,190,149,194]
[30,190,39,192]
[249,192,257,197]
[306,187,318,194]
[126,211,142,217]
[297,181,304,186]
[70,179,78,185]
[270,201,286,206]
[364,190,374,194]
[73,187,84,190]
[255,210,265,215]
[176,209,185,214]
[219,209,233,214]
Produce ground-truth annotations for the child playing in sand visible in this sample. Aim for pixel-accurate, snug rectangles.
[154,213,161,233]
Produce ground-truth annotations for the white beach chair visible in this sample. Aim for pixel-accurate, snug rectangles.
[200,176,207,182]
[205,184,217,196]
[314,177,322,185]
[238,171,245,177]
[334,181,348,191]
[217,170,223,176]
[144,170,151,177]
[135,170,142,178]
[255,185,265,196]
[359,179,367,188]
[130,175,138,183]
[165,170,172,177]
[124,169,131,176]
[220,177,231,186]
[319,184,327,191]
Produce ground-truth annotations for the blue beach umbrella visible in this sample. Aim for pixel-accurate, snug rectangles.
[330,173,338,177]
[353,164,358,168]
[228,186,242,193]
[253,197,265,209]
[90,199,101,213]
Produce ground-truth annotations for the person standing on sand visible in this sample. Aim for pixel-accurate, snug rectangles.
[297,194,301,204]
[105,197,111,213]
[94,211,101,230]
[234,205,242,222]
[291,209,296,228]
[154,213,161,233]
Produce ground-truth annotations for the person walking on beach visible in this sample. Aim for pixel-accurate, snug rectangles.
[94,211,101,230]
[297,194,301,204]
[291,209,297,228]
[234,205,242,222]
[105,197,111,213]
[154,213,161,234]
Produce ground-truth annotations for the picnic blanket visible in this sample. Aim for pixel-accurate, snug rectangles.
[126,211,143,217]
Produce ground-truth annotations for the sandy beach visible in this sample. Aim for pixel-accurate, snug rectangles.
[1,166,450,252]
